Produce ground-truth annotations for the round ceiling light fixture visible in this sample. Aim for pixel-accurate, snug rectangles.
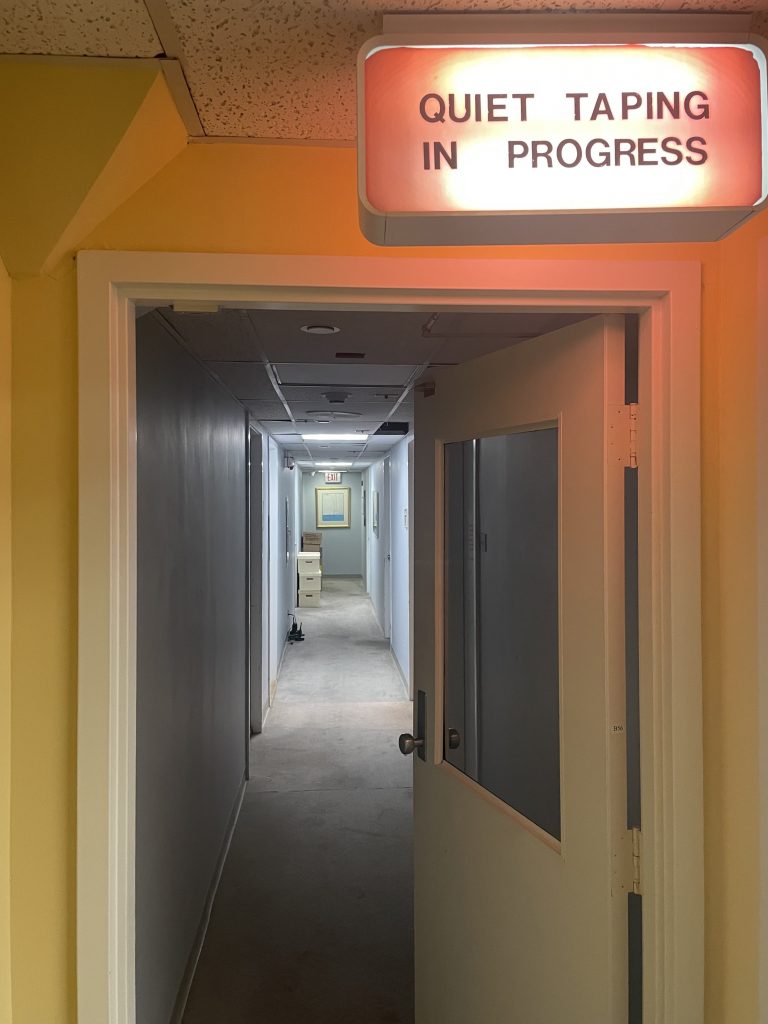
[300,324,340,335]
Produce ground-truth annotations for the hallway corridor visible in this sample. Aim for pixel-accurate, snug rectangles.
[183,578,414,1024]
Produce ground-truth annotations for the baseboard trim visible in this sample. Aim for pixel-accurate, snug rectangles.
[169,773,247,1024]
[390,648,411,700]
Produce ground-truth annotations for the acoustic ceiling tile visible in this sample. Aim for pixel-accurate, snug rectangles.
[0,0,160,56]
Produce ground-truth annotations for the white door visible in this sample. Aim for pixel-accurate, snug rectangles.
[412,315,632,1022]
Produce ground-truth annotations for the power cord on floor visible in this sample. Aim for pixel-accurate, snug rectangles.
[286,613,305,643]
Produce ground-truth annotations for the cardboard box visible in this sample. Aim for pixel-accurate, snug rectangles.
[299,573,321,592]
[298,590,321,608]
[297,553,321,574]
[302,532,323,547]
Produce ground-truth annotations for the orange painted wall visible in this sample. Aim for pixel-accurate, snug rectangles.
[0,256,12,1024]
[5,108,766,1021]
[84,145,763,1023]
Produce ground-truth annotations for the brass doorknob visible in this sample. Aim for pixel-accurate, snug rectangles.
[398,733,424,756]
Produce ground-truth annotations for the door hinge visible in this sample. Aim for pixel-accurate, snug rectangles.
[631,826,642,895]
[608,403,639,468]
[628,403,638,468]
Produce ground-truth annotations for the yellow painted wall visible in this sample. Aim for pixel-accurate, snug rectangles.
[702,212,765,1022]
[11,270,78,1024]
[3,63,767,1023]
[2,63,187,1024]
[0,60,166,277]
[1,255,12,1024]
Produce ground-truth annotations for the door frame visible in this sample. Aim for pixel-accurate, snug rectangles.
[758,235,768,1024]
[76,250,702,1024]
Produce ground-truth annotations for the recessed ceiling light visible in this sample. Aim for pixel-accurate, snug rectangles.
[302,433,369,442]
[314,461,353,467]
[301,324,340,335]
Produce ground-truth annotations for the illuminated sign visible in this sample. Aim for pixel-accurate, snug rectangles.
[357,36,768,244]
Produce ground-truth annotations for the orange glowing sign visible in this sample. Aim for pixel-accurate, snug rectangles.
[357,38,768,244]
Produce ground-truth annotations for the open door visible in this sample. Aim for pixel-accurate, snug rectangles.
[410,315,634,1022]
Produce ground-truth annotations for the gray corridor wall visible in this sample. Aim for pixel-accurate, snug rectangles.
[301,471,364,576]
[135,314,247,1024]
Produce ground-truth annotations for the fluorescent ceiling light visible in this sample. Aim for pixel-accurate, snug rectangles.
[302,433,369,442]
[314,461,353,467]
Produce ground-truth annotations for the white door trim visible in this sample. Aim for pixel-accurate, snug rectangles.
[758,236,768,1024]
[76,250,702,1024]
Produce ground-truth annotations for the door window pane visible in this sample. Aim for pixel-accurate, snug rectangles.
[444,429,561,840]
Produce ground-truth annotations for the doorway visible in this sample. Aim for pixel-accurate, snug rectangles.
[76,252,703,1024]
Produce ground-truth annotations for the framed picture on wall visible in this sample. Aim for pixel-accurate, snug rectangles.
[316,486,351,529]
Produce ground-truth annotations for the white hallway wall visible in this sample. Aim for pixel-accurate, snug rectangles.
[366,438,412,689]
[301,470,364,575]
[389,437,412,688]
[366,458,388,637]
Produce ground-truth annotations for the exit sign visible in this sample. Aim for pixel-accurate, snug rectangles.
[357,33,768,244]
[325,472,342,483]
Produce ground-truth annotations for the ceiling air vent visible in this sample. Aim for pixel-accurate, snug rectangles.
[374,422,409,436]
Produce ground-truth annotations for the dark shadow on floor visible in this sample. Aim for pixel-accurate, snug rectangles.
[182,578,414,1024]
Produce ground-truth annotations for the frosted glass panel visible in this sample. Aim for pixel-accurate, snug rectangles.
[444,429,561,840]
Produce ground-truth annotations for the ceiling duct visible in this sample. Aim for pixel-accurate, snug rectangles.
[374,422,409,436]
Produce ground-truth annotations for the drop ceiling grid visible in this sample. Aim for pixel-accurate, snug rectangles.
[288,400,405,421]
[272,363,420,386]
[162,0,763,139]
[1,3,766,140]
[161,310,262,361]
[206,360,275,398]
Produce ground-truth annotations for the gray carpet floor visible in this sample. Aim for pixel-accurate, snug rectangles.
[183,577,415,1024]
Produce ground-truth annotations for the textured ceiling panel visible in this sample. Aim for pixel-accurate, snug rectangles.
[280,383,407,402]
[161,309,262,361]
[205,360,274,398]
[242,399,286,419]
[365,433,411,447]
[426,311,594,337]
[257,423,298,436]
[290,399,401,421]
[2,3,765,140]
[164,0,766,139]
[0,0,160,56]
[274,363,419,386]
[168,306,595,369]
